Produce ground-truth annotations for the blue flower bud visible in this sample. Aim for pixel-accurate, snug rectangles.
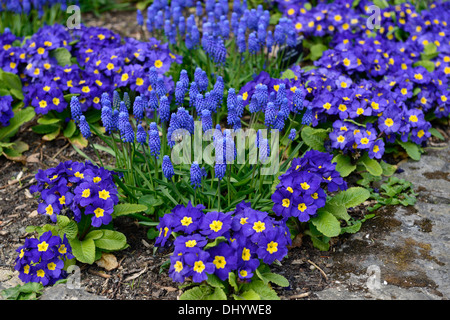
[190,161,203,189]
[133,96,145,121]
[149,129,161,158]
[159,96,170,122]
[288,128,297,141]
[70,96,82,122]
[78,115,91,139]
[136,124,147,145]
[162,155,175,180]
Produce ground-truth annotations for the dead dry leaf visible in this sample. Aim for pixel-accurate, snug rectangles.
[96,253,119,271]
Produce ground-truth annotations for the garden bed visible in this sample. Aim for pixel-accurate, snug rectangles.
[1,0,449,302]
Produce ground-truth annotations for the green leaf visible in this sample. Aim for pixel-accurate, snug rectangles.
[9,88,24,100]
[42,126,61,141]
[69,237,96,264]
[310,236,330,251]
[1,282,44,300]
[56,215,78,240]
[37,116,62,125]
[332,154,356,177]
[397,140,421,161]
[280,69,296,80]
[0,107,35,141]
[205,287,227,300]
[137,195,163,215]
[359,153,383,176]
[429,127,444,141]
[0,71,22,92]
[228,272,238,292]
[179,286,212,300]
[2,145,25,161]
[300,126,329,152]
[310,211,341,238]
[234,289,261,300]
[259,272,289,288]
[412,60,435,72]
[31,124,59,135]
[330,187,371,209]
[84,230,104,241]
[308,43,328,61]
[63,120,77,138]
[246,280,280,300]
[94,230,127,251]
[206,274,225,289]
[69,133,89,149]
[112,203,148,218]
[321,203,351,221]
[372,0,389,9]
[380,160,397,176]
[204,236,228,250]
[421,42,439,60]
[340,221,362,234]
[50,47,72,67]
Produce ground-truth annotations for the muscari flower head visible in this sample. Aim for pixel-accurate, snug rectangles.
[161,156,174,183]
[148,129,161,158]
[136,124,147,145]
[78,115,91,139]
[159,95,171,122]
[70,96,82,122]
[133,96,145,121]
[190,161,203,189]
[288,128,297,141]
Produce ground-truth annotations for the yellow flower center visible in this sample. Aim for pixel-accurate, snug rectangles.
[209,220,223,232]
[298,203,307,212]
[384,118,394,127]
[301,182,310,190]
[193,260,205,273]
[266,241,278,254]
[252,221,266,233]
[45,204,54,215]
[94,208,104,218]
[185,240,197,248]
[242,247,251,261]
[82,188,91,198]
[98,189,110,200]
[174,261,183,273]
[180,216,192,226]
[213,256,226,269]
[38,241,49,252]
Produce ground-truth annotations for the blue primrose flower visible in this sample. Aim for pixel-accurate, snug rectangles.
[14,231,73,286]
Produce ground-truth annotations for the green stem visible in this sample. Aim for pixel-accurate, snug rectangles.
[90,141,104,168]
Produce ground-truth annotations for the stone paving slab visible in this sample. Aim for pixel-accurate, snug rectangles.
[317,144,450,300]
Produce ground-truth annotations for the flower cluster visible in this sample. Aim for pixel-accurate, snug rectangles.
[30,160,119,227]
[140,0,297,65]
[0,0,70,16]
[0,23,180,115]
[272,150,347,222]
[0,94,13,126]
[155,201,291,283]
[284,0,449,122]
[268,1,450,160]
[238,70,307,128]
[281,0,367,38]
[14,231,74,286]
